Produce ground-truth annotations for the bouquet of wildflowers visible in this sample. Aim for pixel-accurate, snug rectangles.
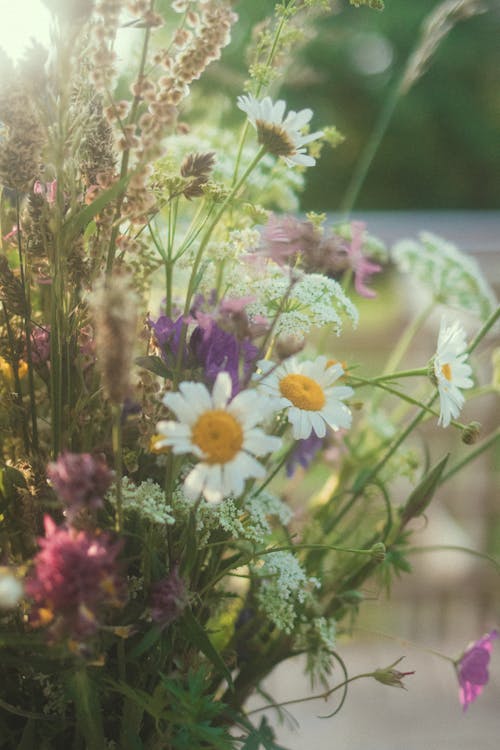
[0,1,498,747]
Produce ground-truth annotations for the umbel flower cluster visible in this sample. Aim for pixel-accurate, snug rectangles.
[0,1,498,748]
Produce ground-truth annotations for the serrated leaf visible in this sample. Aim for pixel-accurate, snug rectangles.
[182,608,234,691]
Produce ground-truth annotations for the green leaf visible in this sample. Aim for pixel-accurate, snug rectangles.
[62,174,129,239]
[181,608,234,691]
[135,355,171,378]
[399,454,450,526]
[240,717,289,750]
[129,624,163,659]
[67,669,106,750]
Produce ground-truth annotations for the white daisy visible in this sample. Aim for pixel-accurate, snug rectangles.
[433,319,473,428]
[256,356,353,440]
[237,94,323,167]
[156,372,282,503]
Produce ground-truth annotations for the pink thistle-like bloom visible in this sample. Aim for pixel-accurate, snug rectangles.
[47,452,114,520]
[261,214,318,266]
[347,221,381,298]
[456,629,498,711]
[25,516,125,639]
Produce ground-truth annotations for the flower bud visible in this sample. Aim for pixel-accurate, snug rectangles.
[462,421,481,445]
[373,657,415,689]
[370,542,386,562]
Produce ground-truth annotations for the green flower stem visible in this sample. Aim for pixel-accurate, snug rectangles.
[339,68,405,215]
[183,145,267,315]
[407,545,500,574]
[170,147,266,389]
[439,427,500,484]
[467,305,500,355]
[15,192,38,453]
[370,301,434,412]
[69,669,106,750]
[257,543,374,558]
[325,392,437,534]
[351,375,466,430]
[246,671,373,716]
[351,368,428,386]
[231,1,296,185]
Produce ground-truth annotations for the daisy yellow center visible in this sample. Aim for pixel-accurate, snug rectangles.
[279,373,325,411]
[441,363,452,381]
[192,409,243,464]
[256,120,296,157]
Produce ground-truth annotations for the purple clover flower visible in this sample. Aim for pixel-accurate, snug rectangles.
[47,452,114,520]
[456,629,498,711]
[25,516,125,639]
[151,568,188,627]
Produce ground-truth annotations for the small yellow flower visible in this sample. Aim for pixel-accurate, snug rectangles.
[0,356,28,383]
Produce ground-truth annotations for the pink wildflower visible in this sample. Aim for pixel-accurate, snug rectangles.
[261,214,316,265]
[456,629,498,711]
[25,516,125,639]
[47,452,114,520]
[347,221,381,298]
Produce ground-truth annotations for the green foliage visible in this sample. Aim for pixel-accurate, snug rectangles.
[159,670,236,750]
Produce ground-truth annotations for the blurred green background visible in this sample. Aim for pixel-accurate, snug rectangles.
[200,0,500,212]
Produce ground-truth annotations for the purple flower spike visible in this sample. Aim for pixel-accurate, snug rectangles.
[457,629,498,711]
[148,314,187,365]
[190,319,258,395]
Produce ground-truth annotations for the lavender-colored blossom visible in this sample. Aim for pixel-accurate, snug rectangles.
[190,318,258,395]
[47,452,114,519]
[456,629,498,711]
[347,221,381,299]
[286,433,324,477]
[148,314,187,365]
[25,516,125,639]
[151,568,188,626]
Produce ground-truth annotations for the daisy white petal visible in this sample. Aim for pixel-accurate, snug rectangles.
[434,318,473,428]
[256,357,353,439]
[237,93,322,168]
[157,378,281,502]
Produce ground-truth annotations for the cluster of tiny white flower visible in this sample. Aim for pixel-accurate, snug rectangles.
[241,270,358,337]
[254,551,320,633]
[392,232,497,321]
[111,478,175,525]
